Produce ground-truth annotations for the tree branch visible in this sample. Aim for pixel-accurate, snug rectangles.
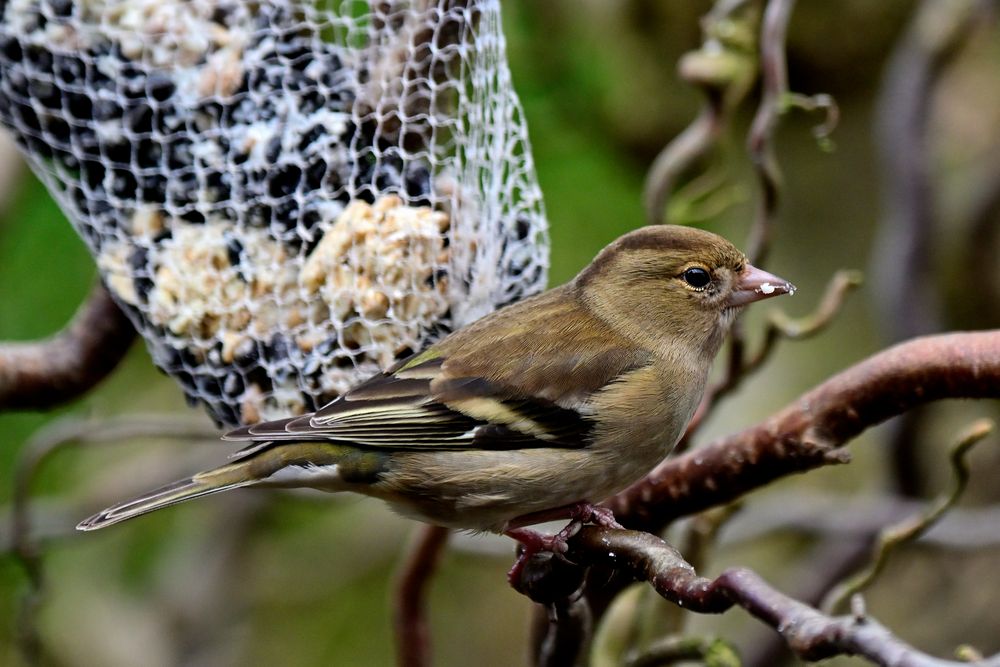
[0,283,135,410]
[565,527,1000,667]
[608,330,1000,532]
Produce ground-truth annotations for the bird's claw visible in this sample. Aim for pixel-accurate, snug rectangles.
[504,505,624,585]
[565,502,623,530]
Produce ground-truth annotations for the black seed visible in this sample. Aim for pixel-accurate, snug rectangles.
[225,233,244,267]
[24,44,52,71]
[211,5,232,26]
[126,103,153,133]
[244,368,273,394]
[298,124,325,151]
[135,139,162,168]
[46,0,74,17]
[196,374,222,397]
[404,165,432,205]
[246,202,272,227]
[205,170,230,202]
[82,160,105,190]
[152,229,172,243]
[264,135,282,163]
[267,164,301,198]
[111,169,138,198]
[0,36,22,62]
[147,73,175,102]
[271,197,300,232]
[93,99,121,122]
[298,89,325,114]
[16,103,40,131]
[179,346,203,367]
[305,159,327,189]
[58,152,79,171]
[175,368,195,388]
[234,339,261,369]
[180,208,206,224]
[160,345,183,371]
[31,79,61,108]
[140,175,167,203]
[104,140,131,166]
[67,93,93,120]
[134,275,154,303]
[53,54,83,84]
[121,69,147,100]
[515,216,531,240]
[270,333,292,360]
[44,116,70,142]
[166,138,193,168]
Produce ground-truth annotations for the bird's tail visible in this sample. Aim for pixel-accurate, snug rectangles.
[76,460,260,531]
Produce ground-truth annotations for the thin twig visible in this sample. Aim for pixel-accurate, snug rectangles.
[0,283,136,410]
[393,524,450,667]
[9,414,217,665]
[744,0,796,266]
[822,419,995,613]
[625,634,740,667]
[643,0,760,226]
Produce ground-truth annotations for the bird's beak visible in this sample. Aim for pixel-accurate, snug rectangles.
[728,264,796,307]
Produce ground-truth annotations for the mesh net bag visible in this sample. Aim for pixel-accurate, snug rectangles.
[0,0,548,426]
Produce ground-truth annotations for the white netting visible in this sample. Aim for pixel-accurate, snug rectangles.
[0,0,548,425]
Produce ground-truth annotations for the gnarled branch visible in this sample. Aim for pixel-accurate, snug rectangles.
[609,330,1000,532]
[0,283,135,410]
[564,527,1000,667]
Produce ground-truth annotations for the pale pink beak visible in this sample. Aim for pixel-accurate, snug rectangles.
[727,264,796,307]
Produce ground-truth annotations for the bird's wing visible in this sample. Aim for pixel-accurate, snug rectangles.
[223,356,601,459]
[224,290,653,458]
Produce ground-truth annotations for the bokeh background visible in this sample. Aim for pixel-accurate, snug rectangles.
[2,1,999,665]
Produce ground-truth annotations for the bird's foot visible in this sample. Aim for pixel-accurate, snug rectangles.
[504,526,574,585]
[503,504,623,585]
[566,502,623,530]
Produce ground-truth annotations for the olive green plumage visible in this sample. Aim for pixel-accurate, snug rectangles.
[78,225,794,533]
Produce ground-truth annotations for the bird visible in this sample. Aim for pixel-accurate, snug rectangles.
[77,224,794,580]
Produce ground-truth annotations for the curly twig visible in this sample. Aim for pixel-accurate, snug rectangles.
[822,419,995,613]
[744,0,795,265]
[9,414,217,664]
[0,283,135,410]
[564,527,1000,667]
[643,0,760,226]
[609,330,1000,532]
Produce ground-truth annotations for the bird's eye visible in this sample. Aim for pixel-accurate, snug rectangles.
[682,267,711,289]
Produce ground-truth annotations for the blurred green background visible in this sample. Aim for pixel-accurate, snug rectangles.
[2,1,999,665]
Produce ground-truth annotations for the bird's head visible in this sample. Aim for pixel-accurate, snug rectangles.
[575,225,795,361]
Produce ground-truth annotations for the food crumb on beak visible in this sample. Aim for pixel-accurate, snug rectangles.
[758,282,776,295]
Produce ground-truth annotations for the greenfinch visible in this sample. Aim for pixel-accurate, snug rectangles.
[78,225,793,574]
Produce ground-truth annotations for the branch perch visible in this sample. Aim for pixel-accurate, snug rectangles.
[565,527,1000,667]
[609,330,1000,531]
